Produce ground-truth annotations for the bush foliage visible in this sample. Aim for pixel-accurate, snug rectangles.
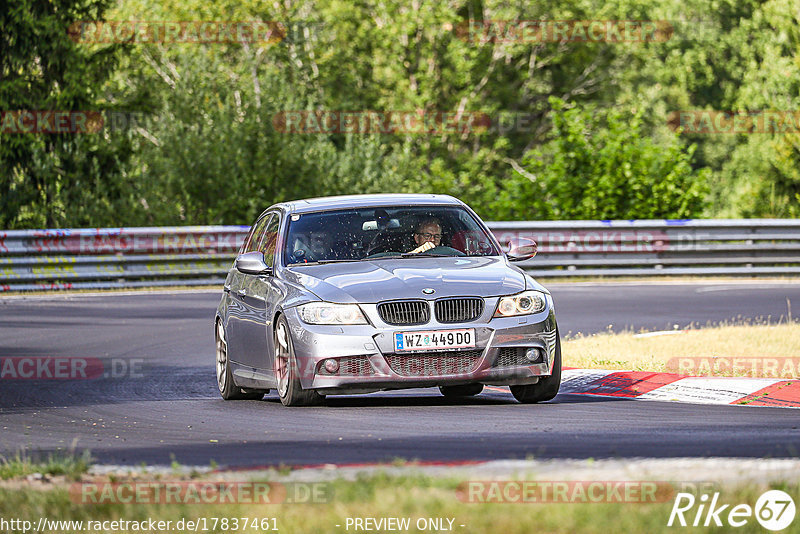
[1,0,797,228]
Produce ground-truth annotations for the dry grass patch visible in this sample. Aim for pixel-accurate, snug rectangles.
[562,323,800,378]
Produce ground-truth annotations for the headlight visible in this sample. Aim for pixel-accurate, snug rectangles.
[298,302,368,325]
[493,291,547,317]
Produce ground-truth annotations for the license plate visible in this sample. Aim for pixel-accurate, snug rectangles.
[394,329,475,352]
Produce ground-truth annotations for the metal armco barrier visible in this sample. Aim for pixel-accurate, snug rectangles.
[0,226,248,292]
[0,219,798,291]
[496,219,800,277]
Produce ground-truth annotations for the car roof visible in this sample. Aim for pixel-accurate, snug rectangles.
[277,194,463,214]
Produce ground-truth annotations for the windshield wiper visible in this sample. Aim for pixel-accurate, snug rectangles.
[361,253,452,260]
[288,259,357,266]
[400,252,451,257]
[361,254,403,260]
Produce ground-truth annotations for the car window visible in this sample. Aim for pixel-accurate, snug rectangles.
[244,213,272,253]
[283,206,499,265]
[240,221,258,253]
[259,214,280,267]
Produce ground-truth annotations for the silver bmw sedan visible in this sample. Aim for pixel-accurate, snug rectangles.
[215,194,560,406]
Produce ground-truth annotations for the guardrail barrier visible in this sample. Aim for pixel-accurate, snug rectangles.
[1,220,798,291]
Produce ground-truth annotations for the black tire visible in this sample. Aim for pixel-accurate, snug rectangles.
[274,315,324,407]
[216,321,266,400]
[510,329,562,404]
[439,384,484,397]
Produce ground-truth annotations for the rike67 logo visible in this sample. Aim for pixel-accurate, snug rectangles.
[668,490,796,531]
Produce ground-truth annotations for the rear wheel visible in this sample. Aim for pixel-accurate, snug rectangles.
[439,384,484,397]
[274,315,324,407]
[216,321,266,400]
[510,329,562,404]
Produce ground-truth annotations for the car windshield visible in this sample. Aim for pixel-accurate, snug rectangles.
[283,206,500,265]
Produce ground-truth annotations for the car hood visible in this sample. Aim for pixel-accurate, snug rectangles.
[283,256,526,303]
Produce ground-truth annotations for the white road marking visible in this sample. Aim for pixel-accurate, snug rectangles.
[636,377,782,404]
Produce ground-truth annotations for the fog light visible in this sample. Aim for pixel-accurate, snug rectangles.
[525,348,542,362]
[323,358,339,374]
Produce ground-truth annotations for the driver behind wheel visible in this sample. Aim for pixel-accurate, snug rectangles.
[292,230,330,263]
[409,218,442,254]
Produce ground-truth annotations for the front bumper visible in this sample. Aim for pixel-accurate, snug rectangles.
[283,302,558,394]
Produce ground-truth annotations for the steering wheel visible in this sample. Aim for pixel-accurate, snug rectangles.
[423,245,466,256]
[290,248,313,263]
[365,251,400,259]
[366,246,465,259]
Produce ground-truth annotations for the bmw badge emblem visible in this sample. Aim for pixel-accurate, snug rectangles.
[422,288,435,295]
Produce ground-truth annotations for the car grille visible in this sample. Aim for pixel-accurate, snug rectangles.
[385,350,482,377]
[377,300,429,325]
[318,356,374,376]
[339,356,374,376]
[493,347,546,367]
[494,348,532,367]
[493,330,557,368]
[434,298,484,323]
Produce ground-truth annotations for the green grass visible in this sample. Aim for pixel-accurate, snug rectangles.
[0,450,91,481]
[1,473,798,533]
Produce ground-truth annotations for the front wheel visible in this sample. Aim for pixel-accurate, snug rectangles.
[274,315,324,407]
[510,329,562,404]
[216,321,266,400]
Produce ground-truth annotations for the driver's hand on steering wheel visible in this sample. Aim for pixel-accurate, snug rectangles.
[408,241,435,254]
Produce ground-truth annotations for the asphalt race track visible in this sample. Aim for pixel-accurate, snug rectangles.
[1,282,798,467]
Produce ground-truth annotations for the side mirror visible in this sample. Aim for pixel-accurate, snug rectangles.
[235,251,272,275]
[504,237,537,262]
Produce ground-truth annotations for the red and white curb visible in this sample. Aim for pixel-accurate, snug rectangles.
[559,368,800,408]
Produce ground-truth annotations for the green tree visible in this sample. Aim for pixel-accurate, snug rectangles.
[5,0,796,228]
[612,0,800,217]
[720,0,800,216]
[499,97,707,220]
[0,0,134,228]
